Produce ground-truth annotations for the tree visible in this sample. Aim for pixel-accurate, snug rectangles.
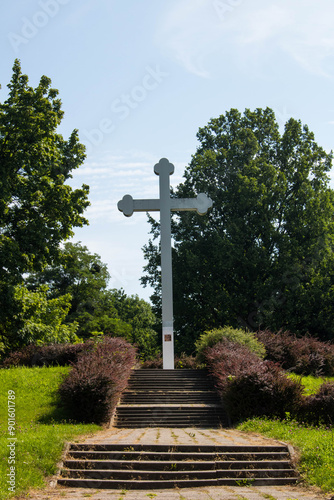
[26,241,110,333]
[142,108,334,351]
[7,285,79,350]
[0,60,89,348]
[0,60,89,281]
[108,289,159,359]
[27,243,159,358]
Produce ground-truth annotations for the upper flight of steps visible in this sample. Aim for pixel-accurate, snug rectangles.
[113,369,229,428]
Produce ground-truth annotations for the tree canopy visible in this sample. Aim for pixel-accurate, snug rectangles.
[0,60,89,283]
[142,108,334,352]
[25,242,159,359]
[26,241,110,331]
[0,60,89,351]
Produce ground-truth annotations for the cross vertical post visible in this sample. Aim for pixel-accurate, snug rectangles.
[117,158,212,370]
[154,159,174,369]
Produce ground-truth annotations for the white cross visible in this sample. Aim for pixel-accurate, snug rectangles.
[118,158,213,369]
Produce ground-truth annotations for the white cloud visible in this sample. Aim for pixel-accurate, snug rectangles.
[237,5,292,45]
[157,0,222,78]
[71,150,187,223]
[157,0,334,78]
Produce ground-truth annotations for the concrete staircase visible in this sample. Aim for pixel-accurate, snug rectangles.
[57,443,299,488]
[113,369,229,428]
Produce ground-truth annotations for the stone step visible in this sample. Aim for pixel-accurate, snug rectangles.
[69,444,289,452]
[57,477,299,489]
[114,415,224,422]
[115,406,222,410]
[126,390,214,395]
[131,376,210,379]
[131,368,202,378]
[127,384,213,389]
[60,468,297,481]
[114,423,223,428]
[114,419,225,426]
[128,379,211,382]
[114,412,226,427]
[121,398,220,403]
[68,451,290,461]
[120,402,220,406]
[115,408,226,417]
[64,459,293,471]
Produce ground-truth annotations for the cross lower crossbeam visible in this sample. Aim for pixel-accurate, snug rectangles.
[117,158,213,369]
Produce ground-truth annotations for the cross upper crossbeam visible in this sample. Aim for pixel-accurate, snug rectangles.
[117,192,212,216]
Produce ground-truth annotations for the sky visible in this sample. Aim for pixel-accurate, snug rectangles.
[1,0,334,302]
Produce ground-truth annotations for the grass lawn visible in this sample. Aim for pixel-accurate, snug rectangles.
[238,374,334,493]
[1,367,333,498]
[288,374,334,396]
[238,417,334,493]
[0,366,101,500]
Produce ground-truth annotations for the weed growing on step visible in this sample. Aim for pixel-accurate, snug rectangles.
[262,494,278,500]
[198,430,215,443]
[236,478,255,486]
[201,490,217,500]
[177,494,187,500]
[137,431,146,441]
[117,490,127,500]
[171,431,179,443]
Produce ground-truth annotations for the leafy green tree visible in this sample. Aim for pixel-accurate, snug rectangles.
[2,285,79,351]
[27,243,159,358]
[0,60,89,349]
[142,108,334,350]
[108,289,159,359]
[0,60,89,282]
[26,241,110,333]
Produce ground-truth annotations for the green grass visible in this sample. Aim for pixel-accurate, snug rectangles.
[238,417,334,493]
[288,374,334,396]
[0,366,100,500]
[237,375,334,493]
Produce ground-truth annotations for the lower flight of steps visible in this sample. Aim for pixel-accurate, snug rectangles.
[57,443,299,489]
[113,369,229,428]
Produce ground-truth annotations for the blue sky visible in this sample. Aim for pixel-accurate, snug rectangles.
[1,0,334,301]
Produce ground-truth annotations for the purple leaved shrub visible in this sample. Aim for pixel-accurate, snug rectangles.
[141,353,199,369]
[222,363,304,422]
[257,329,334,376]
[2,342,87,367]
[299,382,334,427]
[204,339,303,423]
[58,337,136,424]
